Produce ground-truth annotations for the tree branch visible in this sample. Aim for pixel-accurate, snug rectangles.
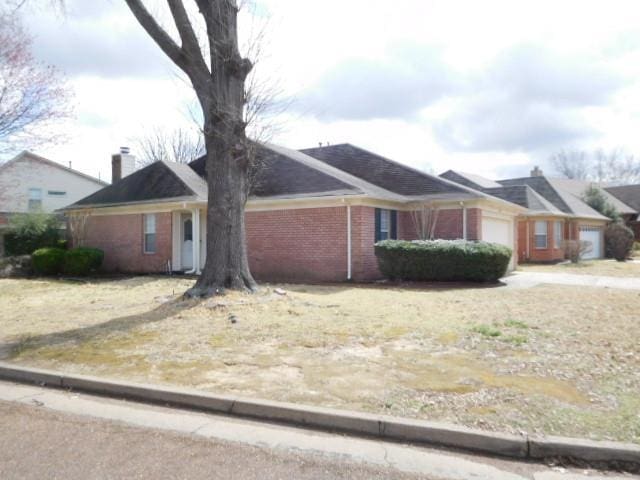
[165,0,209,74]
[123,0,187,70]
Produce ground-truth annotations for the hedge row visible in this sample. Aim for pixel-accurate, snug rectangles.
[375,239,512,282]
[32,247,104,276]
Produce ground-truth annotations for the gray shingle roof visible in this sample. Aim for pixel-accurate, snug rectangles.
[301,144,469,197]
[72,161,199,207]
[440,170,502,189]
[482,185,566,215]
[497,176,609,220]
[605,184,640,212]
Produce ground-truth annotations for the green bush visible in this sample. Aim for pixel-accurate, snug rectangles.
[375,240,512,282]
[4,213,63,255]
[31,248,66,275]
[62,247,104,276]
[604,224,634,261]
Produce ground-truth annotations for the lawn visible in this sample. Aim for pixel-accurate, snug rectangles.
[519,259,640,277]
[0,276,638,443]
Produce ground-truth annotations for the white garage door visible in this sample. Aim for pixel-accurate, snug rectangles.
[579,227,602,260]
[482,216,515,270]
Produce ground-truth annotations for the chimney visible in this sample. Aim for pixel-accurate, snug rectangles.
[111,147,136,184]
[530,166,543,177]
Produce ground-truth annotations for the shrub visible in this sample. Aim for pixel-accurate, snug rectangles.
[4,213,62,255]
[375,240,512,282]
[31,248,66,275]
[62,247,104,276]
[604,224,634,261]
[562,239,592,263]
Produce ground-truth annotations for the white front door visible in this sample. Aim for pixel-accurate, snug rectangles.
[181,216,193,270]
[579,227,602,260]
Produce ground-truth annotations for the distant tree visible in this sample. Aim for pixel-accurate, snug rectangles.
[582,185,620,221]
[133,127,205,167]
[550,149,640,184]
[0,12,72,155]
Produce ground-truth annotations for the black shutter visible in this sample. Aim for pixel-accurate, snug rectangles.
[374,208,381,243]
[391,210,398,239]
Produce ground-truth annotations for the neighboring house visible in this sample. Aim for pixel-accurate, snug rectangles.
[605,184,640,239]
[63,143,524,282]
[440,167,637,262]
[0,151,107,256]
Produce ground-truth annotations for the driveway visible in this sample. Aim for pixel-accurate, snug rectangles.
[504,271,640,290]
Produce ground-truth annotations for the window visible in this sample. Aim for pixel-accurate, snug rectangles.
[47,190,67,196]
[534,221,548,249]
[144,214,157,253]
[28,188,42,211]
[379,210,390,240]
[554,221,563,248]
[375,208,397,242]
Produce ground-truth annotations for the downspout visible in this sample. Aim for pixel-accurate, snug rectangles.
[347,205,352,280]
[460,202,467,240]
[526,220,530,259]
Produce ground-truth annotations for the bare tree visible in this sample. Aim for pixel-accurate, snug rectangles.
[0,12,72,155]
[550,148,640,184]
[133,126,205,166]
[68,211,90,248]
[410,203,439,240]
[124,0,258,296]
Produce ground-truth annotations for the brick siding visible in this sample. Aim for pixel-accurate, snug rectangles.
[246,207,348,283]
[85,212,172,273]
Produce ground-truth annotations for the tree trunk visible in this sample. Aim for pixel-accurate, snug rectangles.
[186,126,257,297]
[124,0,256,297]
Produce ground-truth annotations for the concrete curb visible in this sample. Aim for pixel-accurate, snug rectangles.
[0,363,638,467]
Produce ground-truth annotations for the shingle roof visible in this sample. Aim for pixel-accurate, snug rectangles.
[440,170,502,189]
[482,185,566,215]
[548,178,636,215]
[189,144,363,199]
[301,144,469,197]
[497,176,609,220]
[72,161,199,207]
[605,184,640,212]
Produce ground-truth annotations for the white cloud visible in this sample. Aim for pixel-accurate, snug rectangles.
[13,0,640,181]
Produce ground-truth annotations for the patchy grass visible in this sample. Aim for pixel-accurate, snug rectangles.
[519,259,640,277]
[0,276,639,443]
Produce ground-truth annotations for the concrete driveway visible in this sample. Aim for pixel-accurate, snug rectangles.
[503,271,640,290]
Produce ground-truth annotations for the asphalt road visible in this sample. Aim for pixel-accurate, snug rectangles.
[0,401,424,480]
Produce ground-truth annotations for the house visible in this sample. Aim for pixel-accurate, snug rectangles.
[0,151,107,256]
[605,184,640,239]
[63,143,524,282]
[440,167,636,262]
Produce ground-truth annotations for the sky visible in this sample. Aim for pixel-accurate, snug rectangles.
[15,0,640,182]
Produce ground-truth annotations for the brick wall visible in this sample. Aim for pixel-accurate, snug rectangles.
[245,207,348,283]
[398,208,471,241]
[466,208,482,240]
[350,206,381,281]
[518,220,574,263]
[85,212,173,273]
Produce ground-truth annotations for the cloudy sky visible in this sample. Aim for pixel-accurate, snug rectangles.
[17,0,640,182]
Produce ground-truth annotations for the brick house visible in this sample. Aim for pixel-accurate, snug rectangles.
[63,143,525,282]
[605,184,640,240]
[440,168,630,263]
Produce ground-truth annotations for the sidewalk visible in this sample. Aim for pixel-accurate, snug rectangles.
[504,271,640,290]
[0,380,635,480]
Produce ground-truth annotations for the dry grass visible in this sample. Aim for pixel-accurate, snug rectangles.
[519,259,640,277]
[0,276,638,443]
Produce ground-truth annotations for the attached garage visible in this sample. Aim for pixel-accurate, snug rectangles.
[482,214,515,270]
[579,226,603,259]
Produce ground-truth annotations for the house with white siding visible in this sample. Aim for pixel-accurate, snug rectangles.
[0,151,106,255]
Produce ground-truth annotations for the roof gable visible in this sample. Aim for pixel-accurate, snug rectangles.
[0,151,106,186]
[72,161,196,207]
[440,170,502,189]
[605,184,640,212]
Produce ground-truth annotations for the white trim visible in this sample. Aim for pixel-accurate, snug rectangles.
[347,205,352,280]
